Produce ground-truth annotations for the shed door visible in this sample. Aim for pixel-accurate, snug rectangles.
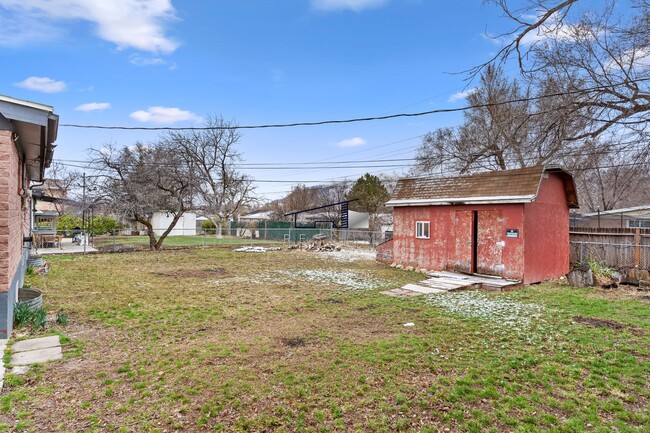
[453,211,474,273]
[476,210,504,276]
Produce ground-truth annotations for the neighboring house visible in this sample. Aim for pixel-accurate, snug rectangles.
[0,95,58,339]
[380,166,579,284]
[34,179,67,213]
[239,210,275,224]
[571,205,650,229]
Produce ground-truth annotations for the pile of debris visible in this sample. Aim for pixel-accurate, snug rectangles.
[288,242,342,252]
[233,246,281,253]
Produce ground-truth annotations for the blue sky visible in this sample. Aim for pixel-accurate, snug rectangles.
[0,0,517,199]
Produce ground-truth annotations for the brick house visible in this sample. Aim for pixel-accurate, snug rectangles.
[378,166,579,284]
[0,95,58,339]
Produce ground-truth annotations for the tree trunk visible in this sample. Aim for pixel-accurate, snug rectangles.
[215,220,223,239]
[154,212,183,250]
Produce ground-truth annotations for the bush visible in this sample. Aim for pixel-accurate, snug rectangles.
[202,219,216,235]
[56,213,120,236]
[589,260,615,278]
[57,214,82,235]
[89,215,120,236]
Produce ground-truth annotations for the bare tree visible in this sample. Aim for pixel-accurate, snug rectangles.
[164,116,254,237]
[91,142,197,251]
[570,139,650,210]
[416,65,586,174]
[43,162,82,215]
[270,184,321,219]
[477,0,650,147]
[463,0,650,210]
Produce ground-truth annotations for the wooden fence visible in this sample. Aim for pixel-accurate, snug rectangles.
[569,227,650,269]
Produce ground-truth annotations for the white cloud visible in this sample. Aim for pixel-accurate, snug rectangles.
[75,102,111,112]
[336,137,367,148]
[14,76,66,93]
[311,0,389,12]
[0,11,63,46]
[130,55,167,67]
[448,88,478,103]
[0,0,179,53]
[130,106,201,124]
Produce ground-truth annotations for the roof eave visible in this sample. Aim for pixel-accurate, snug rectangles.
[386,195,537,207]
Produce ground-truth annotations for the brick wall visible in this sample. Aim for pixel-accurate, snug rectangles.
[0,129,28,293]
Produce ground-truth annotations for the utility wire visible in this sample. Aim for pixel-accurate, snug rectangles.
[59,77,650,131]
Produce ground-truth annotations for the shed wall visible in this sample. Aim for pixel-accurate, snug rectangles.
[392,204,525,280]
[523,173,570,283]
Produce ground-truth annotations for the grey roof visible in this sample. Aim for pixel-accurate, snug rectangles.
[0,94,59,182]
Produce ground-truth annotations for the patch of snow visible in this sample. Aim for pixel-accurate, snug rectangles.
[316,248,376,262]
[424,291,549,341]
[283,269,389,291]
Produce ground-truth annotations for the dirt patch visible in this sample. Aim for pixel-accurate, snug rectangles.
[323,298,343,304]
[151,267,226,278]
[96,244,139,253]
[573,315,642,334]
[281,337,307,347]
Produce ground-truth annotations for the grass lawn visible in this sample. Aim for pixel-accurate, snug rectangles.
[92,235,284,250]
[1,248,649,432]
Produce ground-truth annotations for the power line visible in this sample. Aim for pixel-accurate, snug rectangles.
[59,77,650,131]
[51,141,649,171]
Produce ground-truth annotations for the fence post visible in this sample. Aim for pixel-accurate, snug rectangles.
[579,242,584,263]
[634,228,641,268]
[113,230,116,252]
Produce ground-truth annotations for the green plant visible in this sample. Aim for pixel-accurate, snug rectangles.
[31,308,47,331]
[13,305,48,330]
[25,266,35,277]
[202,219,216,235]
[13,304,33,328]
[589,260,615,278]
[56,312,69,326]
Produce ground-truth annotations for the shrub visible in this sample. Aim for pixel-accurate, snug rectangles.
[89,215,120,236]
[57,214,83,235]
[589,260,615,278]
[202,219,217,235]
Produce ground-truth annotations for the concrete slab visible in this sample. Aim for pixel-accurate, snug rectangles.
[401,284,446,294]
[10,366,30,375]
[0,339,7,351]
[12,335,60,353]
[11,346,62,366]
[380,288,423,297]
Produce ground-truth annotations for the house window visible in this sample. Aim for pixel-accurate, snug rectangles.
[416,221,430,239]
[629,220,650,228]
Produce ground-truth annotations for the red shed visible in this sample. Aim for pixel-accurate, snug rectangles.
[382,166,579,284]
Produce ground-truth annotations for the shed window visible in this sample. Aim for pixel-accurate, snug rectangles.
[416,221,430,239]
[629,220,650,228]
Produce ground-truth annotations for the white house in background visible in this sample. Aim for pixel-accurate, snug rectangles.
[574,205,650,229]
[151,212,197,236]
[239,210,275,223]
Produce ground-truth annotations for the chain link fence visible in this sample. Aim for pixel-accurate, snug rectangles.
[570,228,650,269]
[32,227,386,254]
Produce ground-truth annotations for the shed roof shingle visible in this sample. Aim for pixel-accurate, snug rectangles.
[387,165,579,208]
